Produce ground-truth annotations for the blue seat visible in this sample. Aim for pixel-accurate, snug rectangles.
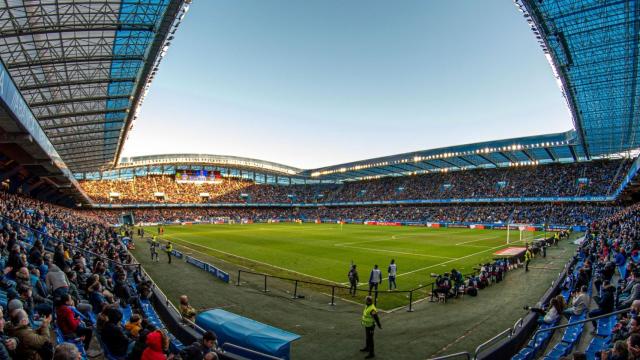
[511,346,535,360]
[546,342,572,359]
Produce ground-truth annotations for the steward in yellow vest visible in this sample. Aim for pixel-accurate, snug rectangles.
[165,242,173,264]
[360,296,381,358]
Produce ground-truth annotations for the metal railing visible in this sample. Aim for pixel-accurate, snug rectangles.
[473,327,514,360]
[221,343,284,360]
[236,269,440,311]
[428,351,471,360]
[533,307,629,337]
[237,269,481,311]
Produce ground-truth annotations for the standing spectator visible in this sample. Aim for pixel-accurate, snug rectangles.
[100,307,130,358]
[46,264,69,299]
[348,265,359,297]
[387,260,397,291]
[360,296,381,359]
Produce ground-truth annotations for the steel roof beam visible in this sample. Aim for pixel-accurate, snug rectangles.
[41,120,123,131]
[19,78,136,91]
[52,135,120,147]
[438,158,461,169]
[29,95,130,108]
[37,108,128,121]
[47,128,122,140]
[544,147,557,161]
[458,156,477,167]
[520,149,536,162]
[7,55,144,70]
[59,146,116,156]
[568,145,579,162]
[62,151,113,161]
[476,154,498,167]
[0,24,155,38]
[64,155,111,164]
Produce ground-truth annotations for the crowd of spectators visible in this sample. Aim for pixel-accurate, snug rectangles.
[87,204,620,227]
[0,190,221,359]
[79,159,631,205]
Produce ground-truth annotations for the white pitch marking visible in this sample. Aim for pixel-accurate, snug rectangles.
[384,239,528,281]
[336,244,456,260]
[159,234,345,286]
[455,235,503,246]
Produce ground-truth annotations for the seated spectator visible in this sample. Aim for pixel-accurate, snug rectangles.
[100,307,130,358]
[141,329,169,360]
[628,333,640,359]
[619,270,640,309]
[125,314,143,338]
[180,331,218,360]
[563,285,589,319]
[55,294,92,348]
[179,295,197,323]
[528,295,565,324]
[53,343,81,360]
[7,309,53,360]
[0,307,17,359]
[590,281,616,329]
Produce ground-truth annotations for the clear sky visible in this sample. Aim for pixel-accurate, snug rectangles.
[121,0,572,169]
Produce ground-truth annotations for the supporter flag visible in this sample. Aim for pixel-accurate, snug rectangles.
[213,171,222,179]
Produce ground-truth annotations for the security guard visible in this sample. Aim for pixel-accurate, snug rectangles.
[166,241,173,264]
[360,296,382,358]
[524,246,534,272]
[150,236,159,262]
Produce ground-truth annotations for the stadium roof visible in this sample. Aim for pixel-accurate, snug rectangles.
[301,130,596,181]
[93,130,601,182]
[0,0,189,173]
[515,0,640,158]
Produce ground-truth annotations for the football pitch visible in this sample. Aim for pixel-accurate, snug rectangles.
[144,223,545,293]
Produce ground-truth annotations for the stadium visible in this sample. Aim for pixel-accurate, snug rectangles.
[0,0,639,360]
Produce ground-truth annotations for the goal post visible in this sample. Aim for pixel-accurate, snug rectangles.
[506,223,536,244]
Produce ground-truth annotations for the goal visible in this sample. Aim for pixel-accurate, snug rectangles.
[506,223,537,244]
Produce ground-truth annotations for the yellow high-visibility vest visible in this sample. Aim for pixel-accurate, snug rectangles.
[361,304,377,327]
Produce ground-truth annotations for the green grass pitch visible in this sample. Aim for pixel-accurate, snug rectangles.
[144,223,545,294]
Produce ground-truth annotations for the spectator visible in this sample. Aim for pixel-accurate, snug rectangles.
[53,343,81,360]
[7,309,52,360]
[141,330,169,360]
[179,295,197,323]
[55,294,92,348]
[180,331,218,360]
[563,285,589,319]
[100,307,130,358]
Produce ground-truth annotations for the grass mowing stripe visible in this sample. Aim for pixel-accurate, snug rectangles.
[159,233,345,286]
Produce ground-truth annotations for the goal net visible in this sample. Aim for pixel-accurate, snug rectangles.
[506,224,537,244]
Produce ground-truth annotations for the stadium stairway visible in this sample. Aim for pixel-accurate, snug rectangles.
[511,257,585,360]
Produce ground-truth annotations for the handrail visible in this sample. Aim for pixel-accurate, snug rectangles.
[428,351,471,360]
[513,317,523,332]
[221,343,284,360]
[0,214,140,268]
[532,307,629,337]
[473,327,513,360]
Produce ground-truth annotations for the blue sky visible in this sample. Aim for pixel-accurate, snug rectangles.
[121,0,572,169]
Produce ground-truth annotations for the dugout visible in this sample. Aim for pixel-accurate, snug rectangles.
[196,309,300,360]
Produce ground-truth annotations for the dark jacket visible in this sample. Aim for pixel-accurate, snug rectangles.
[595,286,616,313]
[101,309,129,357]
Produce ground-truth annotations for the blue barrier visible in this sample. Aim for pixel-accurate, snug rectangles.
[185,256,230,283]
[196,309,299,360]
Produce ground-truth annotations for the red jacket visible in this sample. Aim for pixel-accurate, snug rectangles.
[56,305,80,335]
[141,330,166,360]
